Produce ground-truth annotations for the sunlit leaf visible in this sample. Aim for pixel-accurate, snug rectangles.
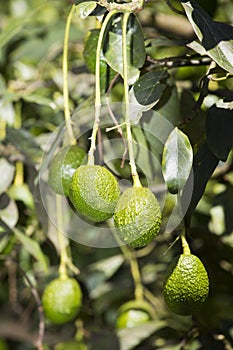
[0,99,16,126]
[0,200,18,228]
[181,0,233,73]
[85,255,124,298]
[14,228,48,272]
[0,158,15,194]
[0,17,29,50]
[6,127,43,164]
[76,1,97,19]
[162,127,193,194]
[7,183,34,209]
[104,14,146,85]
[21,94,57,109]
[88,254,124,279]
[118,321,166,350]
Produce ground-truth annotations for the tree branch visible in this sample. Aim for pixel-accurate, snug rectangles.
[146,55,212,70]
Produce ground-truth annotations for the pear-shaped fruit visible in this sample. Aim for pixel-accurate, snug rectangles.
[114,186,161,248]
[42,277,82,324]
[163,254,209,315]
[69,165,120,222]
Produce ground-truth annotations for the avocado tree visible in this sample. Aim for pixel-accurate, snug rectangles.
[0,0,233,349]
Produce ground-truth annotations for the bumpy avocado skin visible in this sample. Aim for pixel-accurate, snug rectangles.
[163,254,209,315]
[114,187,162,248]
[69,165,120,222]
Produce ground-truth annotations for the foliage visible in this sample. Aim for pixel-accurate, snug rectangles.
[0,0,233,349]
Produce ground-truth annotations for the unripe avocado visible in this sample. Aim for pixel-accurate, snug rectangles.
[163,254,209,315]
[48,145,86,196]
[114,186,161,248]
[116,299,154,329]
[42,277,82,324]
[69,165,120,222]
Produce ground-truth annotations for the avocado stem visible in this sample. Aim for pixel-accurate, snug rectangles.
[132,174,142,187]
[14,161,24,186]
[88,9,118,165]
[122,12,141,186]
[63,4,76,146]
[56,195,69,279]
[129,249,144,301]
[181,232,191,255]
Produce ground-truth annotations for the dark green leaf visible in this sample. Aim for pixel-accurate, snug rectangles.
[6,127,43,164]
[181,0,233,73]
[182,141,219,225]
[206,104,233,161]
[104,14,146,85]
[118,321,166,350]
[83,29,116,92]
[133,70,168,106]
[162,127,193,194]
[89,330,120,350]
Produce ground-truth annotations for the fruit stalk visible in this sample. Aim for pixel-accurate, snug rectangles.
[109,221,144,300]
[129,249,144,301]
[122,12,141,187]
[88,9,118,165]
[63,4,76,145]
[56,195,69,279]
[180,231,191,255]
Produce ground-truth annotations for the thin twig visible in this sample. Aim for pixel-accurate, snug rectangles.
[97,125,104,164]
[105,95,128,168]
[88,9,118,165]
[63,4,76,145]
[17,266,45,350]
[146,55,212,70]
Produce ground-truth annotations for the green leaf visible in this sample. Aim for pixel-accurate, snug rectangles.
[182,141,219,225]
[133,70,168,106]
[162,127,193,194]
[0,6,41,50]
[0,200,18,229]
[0,158,15,195]
[6,127,43,164]
[7,183,34,209]
[0,17,29,50]
[88,254,124,279]
[83,29,116,92]
[206,104,233,161]
[21,94,57,109]
[181,0,233,73]
[129,70,168,124]
[104,14,146,85]
[76,1,97,19]
[14,229,48,273]
[117,321,166,350]
[85,254,124,298]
